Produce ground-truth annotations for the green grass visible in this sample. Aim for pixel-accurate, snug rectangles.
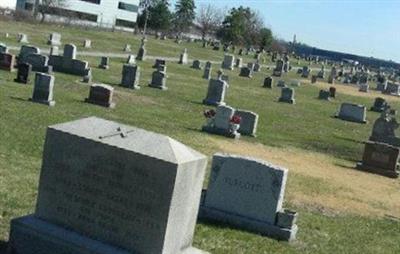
[1,20,400,253]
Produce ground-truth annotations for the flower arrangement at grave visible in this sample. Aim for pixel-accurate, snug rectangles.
[229,115,241,135]
[204,109,216,127]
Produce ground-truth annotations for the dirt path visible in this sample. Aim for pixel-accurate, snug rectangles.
[210,139,400,218]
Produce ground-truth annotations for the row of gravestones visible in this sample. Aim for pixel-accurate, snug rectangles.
[6,117,298,254]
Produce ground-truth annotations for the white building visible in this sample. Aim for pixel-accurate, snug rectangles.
[0,0,17,9]
[16,0,139,29]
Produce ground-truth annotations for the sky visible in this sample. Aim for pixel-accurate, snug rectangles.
[170,0,400,63]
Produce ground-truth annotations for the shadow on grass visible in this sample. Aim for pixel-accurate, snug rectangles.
[185,127,203,134]
[334,135,365,145]
[0,240,8,254]
[187,100,205,106]
[9,96,28,102]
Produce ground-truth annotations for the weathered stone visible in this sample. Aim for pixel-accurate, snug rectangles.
[153,59,166,69]
[124,44,131,52]
[29,73,55,106]
[18,33,29,43]
[263,76,273,88]
[149,69,167,90]
[0,43,8,53]
[221,54,234,70]
[311,75,318,84]
[83,39,91,48]
[329,87,336,98]
[199,154,297,241]
[136,42,146,61]
[47,33,61,46]
[49,46,59,56]
[335,103,367,123]
[273,60,284,77]
[121,64,140,90]
[126,55,136,65]
[85,84,116,108]
[277,80,286,87]
[235,58,243,68]
[278,87,295,104]
[235,110,258,136]
[203,79,228,106]
[359,83,369,92]
[202,105,240,139]
[178,49,188,64]
[239,67,252,78]
[98,57,109,69]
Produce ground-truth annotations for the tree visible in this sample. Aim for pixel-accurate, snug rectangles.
[196,4,224,41]
[258,27,273,51]
[174,0,196,35]
[148,1,172,33]
[34,0,68,23]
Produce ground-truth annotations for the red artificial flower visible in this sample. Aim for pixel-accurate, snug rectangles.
[204,109,216,118]
[230,115,241,124]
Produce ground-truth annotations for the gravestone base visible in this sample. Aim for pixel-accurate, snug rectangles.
[278,98,295,104]
[9,216,209,254]
[356,162,399,178]
[334,115,367,124]
[148,83,168,90]
[29,98,55,107]
[202,125,240,139]
[202,99,226,106]
[198,192,297,241]
[84,98,115,108]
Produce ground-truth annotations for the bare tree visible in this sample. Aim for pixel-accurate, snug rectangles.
[196,4,224,41]
[34,0,67,23]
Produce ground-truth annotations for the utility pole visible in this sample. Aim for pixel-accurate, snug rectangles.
[142,0,150,39]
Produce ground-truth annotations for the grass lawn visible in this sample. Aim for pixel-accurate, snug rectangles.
[1,20,400,254]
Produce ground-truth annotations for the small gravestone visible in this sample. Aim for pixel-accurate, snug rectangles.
[290,80,301,87]
[328,67,337,84]
[318,90,331,100]
[329,87,336,98]
[273,59,284,77]
[277,80,286,87]
[149,69,167,90]
[199,154,298,241]
[263,76,273,88]
[98,57,109,69]
[191,60,202,69]
[0,43,8,53]
[18,33,28,43]
[63,44,76,59]
[202,105,240,139]
[235,110,259,137]
[121,64,140,89]
[221,54,234,70]
[14,62,32,84]
[235,58,243,68]
[203,61,212,80]
[335,103,367,123]
[301,66,310,78]
[239,67,252,78]
[85,84,116,108]
[384,82,400,96]
[49,46,59,56]
[23,53,49,72]
[178,48,188,64]
[370,97,388,112]
[124,44,131,52]
[7,117,209,254]
[47,33,61,46]
[82,68,92,83]
[247,62,255,72]
[126,54,136,65]
[0,52,15,71]
[153,58,166,69]
[136,41,146,61]
[357,142,400,178]
[83,39,91,48]
[279,87,295,104]
[377,80,388,92]
[203,79,228,106]
[29,73,55,106]
[311,75,318,83]
[254,62,261,72]
[359,83,369,92]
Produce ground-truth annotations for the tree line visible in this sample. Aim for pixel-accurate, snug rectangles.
[137,0,275,51]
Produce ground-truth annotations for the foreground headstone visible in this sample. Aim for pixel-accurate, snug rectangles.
[85,84,116,108]
[199,154,298,241]
[203,79,228,106]
[335,103,367,123]
[278,87,295,104]
[202,105,240,139]
[8,117,209,254]
[369,110,400,146]
[47,33,61,46]
[121,64,140,90]
[356,141,400,178]
[14,62,32,84]
[29,73,55,106]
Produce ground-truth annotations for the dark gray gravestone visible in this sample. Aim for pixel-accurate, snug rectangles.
[99,57,109,69]
[370,97,388,112]
[203,79,228,106]
[29,73,55,106]
[263,76,273,88]
[85,83,116,108]
[278,87,295,104]
[235,110,259,137]
[121,64,140,90]
[14,62,32,84]
[8,117,209,254]
[318,90,331,100]
[149,70,167,90]
[239,67,252,78]
[335,103,367,123]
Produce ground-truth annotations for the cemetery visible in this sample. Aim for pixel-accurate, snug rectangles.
[0,3,400,254]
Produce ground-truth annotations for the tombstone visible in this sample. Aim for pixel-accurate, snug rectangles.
[202,105,240,139]
[121,64,140,90]
[7,117,209,254]
[335,103,367,123]
[369,110,400,145]
[278,87,295,104]
[29,73,55,106]
[153,58,166,69]
[136,42,146,61]
[63,44,77,60]
[191,60,202,70]
[199,154,298,241]
[253,62,261,72]
[0,52,15,71]
[18,33,28,43]
[301,66,310,78]
[124,44,131,52]
[203,79,228,106]
[277,80,286,87]
[149,69,167,90]
[328,67,337,84]
[126,54,136,65]
[290,80,301,87]
[47,33,61,46]
[19,45,40,62]
[221,75,229,82]
[235,110,259,137]
[98,57,109,69]
[376,80,388,92]
[356,142,400,178]
[82,68,92,83]
[318,90,331,101]
[203,62,212,80]
[221,54,234,70]
[23,53,49,72]
[14,62,32,84]
[370,97,388,113]
[384,82,400,96]
[238,48,243,55]
[311,75,318,84]
[83,39,91,48]
[235,58,243,68]
[359,83,369,92]
[178,48,188,64]
[273,60,284,77]
[239,67,252,78]
[49,46,59,56]
[0,43,8,53]
[297,68,302,74]
[85,83,116,108]
[329,87,336,98]
[247,62,255,72]
[263,76,273,88]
